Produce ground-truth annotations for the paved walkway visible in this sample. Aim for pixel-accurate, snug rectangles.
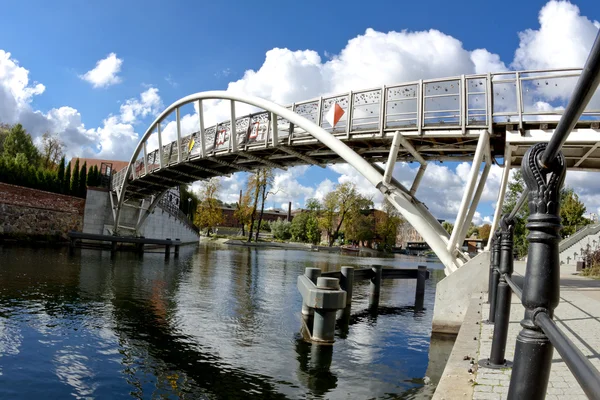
[473,266,600,399]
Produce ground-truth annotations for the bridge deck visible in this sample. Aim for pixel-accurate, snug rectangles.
[111,68,600,201]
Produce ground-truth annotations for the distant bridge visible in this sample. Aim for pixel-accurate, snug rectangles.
[110,68,600,274]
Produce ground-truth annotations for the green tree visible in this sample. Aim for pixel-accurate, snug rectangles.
[271,219,292,240]
[194,178,223,236]
[442,221,454,235]
[179,184,199,222]
[466,222,479,238]
[376,200,403,251]
[290,212,309,242]
[71,158,80,196]
[64,161,72,195]
[0,123,9,154]
[306,216,321,245]
[305,198,322,245]
[79,162,87,198]
[343,195,374,244]
[320,191,338,246]
[560,188,590,238]
[2,124,40,165]
[57,156,66,192]
[502,170,529,258]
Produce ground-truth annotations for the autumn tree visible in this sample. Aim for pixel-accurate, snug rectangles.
[39,132,65,170]
[234,190,253,236]
[478,224,492,243]
[194,178,223,236]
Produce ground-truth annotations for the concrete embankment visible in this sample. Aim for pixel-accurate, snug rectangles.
[83,188,199,243]
[0,183,84,242]
[200,237,312,250]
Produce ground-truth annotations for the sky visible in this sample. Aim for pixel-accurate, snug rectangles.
[1,0,600,224]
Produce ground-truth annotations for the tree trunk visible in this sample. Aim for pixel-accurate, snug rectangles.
[331,211,347,246]
[247,184,260,243]
[255,185,267,242]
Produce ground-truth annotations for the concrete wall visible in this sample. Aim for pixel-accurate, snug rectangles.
[432,251,490,334]
[84,188,199,243]
[0,183,85,241]
[559,223,600,265]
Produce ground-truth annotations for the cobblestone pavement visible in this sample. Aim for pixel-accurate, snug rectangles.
[473,275,600,399]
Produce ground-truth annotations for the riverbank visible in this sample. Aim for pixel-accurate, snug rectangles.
[199,236,394,257]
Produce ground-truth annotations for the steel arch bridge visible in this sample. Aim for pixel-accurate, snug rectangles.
[110,68,600,275]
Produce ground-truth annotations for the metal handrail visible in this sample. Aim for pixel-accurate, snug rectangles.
[507,189,529,222]
[535,312,600,400]
[504,274,522,299]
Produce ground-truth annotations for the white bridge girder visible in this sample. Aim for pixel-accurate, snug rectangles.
[113,91,467,272]
[111,68,600,276]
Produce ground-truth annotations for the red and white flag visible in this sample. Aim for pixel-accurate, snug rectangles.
[325,103,345,128]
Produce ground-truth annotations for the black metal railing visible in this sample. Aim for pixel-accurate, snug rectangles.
[157,197,200,234]
[479,29,600,400]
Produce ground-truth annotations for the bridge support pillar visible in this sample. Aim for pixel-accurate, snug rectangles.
[302,268,322,317]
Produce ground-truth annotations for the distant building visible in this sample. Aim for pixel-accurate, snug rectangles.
[70,158,129,177]
[219,204,292,228]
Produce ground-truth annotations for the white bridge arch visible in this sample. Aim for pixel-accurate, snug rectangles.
[110,69,600,275]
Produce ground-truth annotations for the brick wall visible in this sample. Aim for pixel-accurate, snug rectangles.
[0,183,85,241]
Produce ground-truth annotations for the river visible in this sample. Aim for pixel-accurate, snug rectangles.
[0,243,453,399]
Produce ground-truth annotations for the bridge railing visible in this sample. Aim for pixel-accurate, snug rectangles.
[111,67,600,192]
[479,31,600,400]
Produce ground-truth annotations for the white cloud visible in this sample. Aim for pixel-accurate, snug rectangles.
[1,0,600,227]
[79,53,123,88]
[513,1,600,71]
[119,87,163,124]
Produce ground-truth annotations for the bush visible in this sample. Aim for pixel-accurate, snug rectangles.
[270,218,292,240]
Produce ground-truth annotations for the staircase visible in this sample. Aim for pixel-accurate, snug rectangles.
[559,223,600,265]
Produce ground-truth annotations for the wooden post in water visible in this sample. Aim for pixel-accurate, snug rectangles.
[415,265,427,312]
[340,266,354,305]
[174,239,180,258]
[165,238,171,257]
[369,265,383,309]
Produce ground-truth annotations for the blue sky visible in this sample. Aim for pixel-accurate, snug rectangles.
[1,0,599,223]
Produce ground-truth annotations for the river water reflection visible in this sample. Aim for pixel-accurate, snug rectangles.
[0,243,453,399]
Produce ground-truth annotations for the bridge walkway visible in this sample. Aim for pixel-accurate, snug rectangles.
[436,263,600,399]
